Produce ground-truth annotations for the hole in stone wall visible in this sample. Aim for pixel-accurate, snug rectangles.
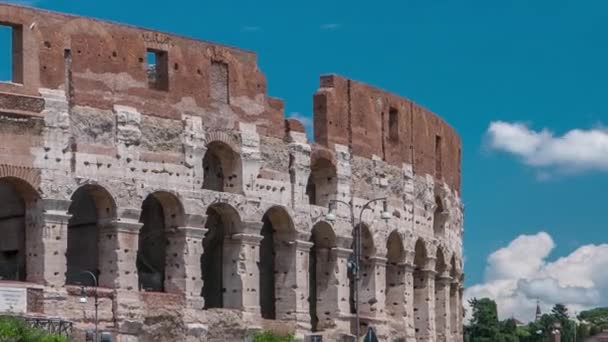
[435,135,443,179]
[146,49,168,91]
[0,180,27,281]
[137,195,167,292]
[306,158,337,207]
[67,186,111,286]
[433,196,446,238]
[201,206,225,309]
[389,107,399,141]
[309,222,336,332]
[202,141,241,193]
[259,214,276,320]
[0,23,23,84]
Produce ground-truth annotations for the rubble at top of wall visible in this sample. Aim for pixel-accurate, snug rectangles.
[0,3,461,192]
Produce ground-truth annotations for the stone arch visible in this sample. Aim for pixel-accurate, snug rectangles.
[306,153,337,207]
[260,206,297,320]
[349,223,375,315]
[202,138,242,193]
[434,196,447,238]
[385,230,406,321]
[309,221,337,331]
[201,202,242,309]
[0,177,40,282]
[137,191,184,292]
[66,184,116,286]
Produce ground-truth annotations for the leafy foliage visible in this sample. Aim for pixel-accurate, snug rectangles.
[0,316,69,342]
[465,299,586,342]
[251,330,296,342]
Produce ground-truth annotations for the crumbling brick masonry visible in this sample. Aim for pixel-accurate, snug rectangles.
[0,4,464,342]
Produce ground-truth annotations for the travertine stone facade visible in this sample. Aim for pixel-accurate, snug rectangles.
[0,4,464,342]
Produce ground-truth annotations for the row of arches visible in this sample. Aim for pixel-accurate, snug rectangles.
[0,175,461,336]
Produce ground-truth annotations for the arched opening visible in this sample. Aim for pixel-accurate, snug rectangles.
[67,185,115,286]
[349,224,375,317]
[309,221,337,332]
[435,249,448,341]
[202,141,241,193]
[413,239,428,340]
[434,196,446,238]
[201,202,240,309]
[137,191,183,292]
[0,177,39,282]
[385,231,405,320]
[306,157,337,207]
[259,206,297,320]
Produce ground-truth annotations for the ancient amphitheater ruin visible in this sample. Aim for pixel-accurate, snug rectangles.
[0,4,464,342]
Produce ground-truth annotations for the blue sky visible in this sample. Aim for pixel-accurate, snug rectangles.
[2,0,608,318]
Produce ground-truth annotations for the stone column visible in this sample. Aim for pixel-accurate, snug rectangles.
[458,285,464,342]
[165,225,207,300]
[358,256,387,322]
[30,199,71,287]
[404,263,416,342]
[385,262,409,341]
[260,233,314,333]
[435,273,452,342]
[450,280,459,342]
[414,269,437,342]
[333,247,354,332]
[293,240,313,333]
[224,229,263,316]
[97,210,142,291]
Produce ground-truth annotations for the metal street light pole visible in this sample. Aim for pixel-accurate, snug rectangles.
[326,197,390,340]
[80,270,99,342]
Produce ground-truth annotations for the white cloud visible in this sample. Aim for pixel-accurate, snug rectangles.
[287,112,313,135]
[486,121,608,174]
[320,23,341,30]
[465,232,608,323]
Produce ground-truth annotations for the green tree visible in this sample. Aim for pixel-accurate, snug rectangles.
[551,304,575,342]
[467,298,501,342]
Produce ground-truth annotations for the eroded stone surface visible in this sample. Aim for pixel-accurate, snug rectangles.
[0,4,464,342]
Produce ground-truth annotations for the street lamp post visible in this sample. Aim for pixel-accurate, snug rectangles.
[79,270,99,342]
[325,197,391,340]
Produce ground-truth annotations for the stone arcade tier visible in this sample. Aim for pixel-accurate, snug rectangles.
[0,4,464,342]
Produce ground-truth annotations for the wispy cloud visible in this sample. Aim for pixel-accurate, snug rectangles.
[486,121,608,175]
[241,26,261,33]
[320,23,341,30]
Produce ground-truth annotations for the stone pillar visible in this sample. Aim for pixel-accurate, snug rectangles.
[458,285,464,342]
[293,240,313,333]
[358,256,387,321]
[97,210,142,291]
[385,262,409,341]
[30,199,71,287]
[287,130,311,208]
[414,269,436,342]
[260,234,314,333]
[165,225,207,299]
[435,273,452,342]
[450,280,459,342]
[333,247,354,332]
[404,263,416,342]
[224,230,263,316]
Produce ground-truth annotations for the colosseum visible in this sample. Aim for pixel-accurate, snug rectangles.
[0,4,464,342]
